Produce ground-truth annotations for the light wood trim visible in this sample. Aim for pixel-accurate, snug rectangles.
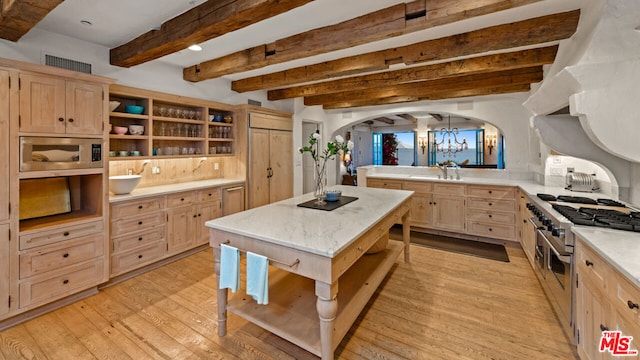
[231,11,579,92]
[185,0,545,81]
[0,57,113,84]
[249,112,293,131]
[110,0,313,67]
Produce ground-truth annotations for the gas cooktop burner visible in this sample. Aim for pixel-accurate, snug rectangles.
[537,193,557,201]
[556,195,598,205]
[552,204,640,232]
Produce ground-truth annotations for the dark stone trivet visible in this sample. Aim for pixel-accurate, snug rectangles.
[297,196,358,211]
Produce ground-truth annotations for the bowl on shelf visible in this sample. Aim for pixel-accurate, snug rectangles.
[214,114,224,122]
[125,105,144,114]
[325,189,342,202]
[112,125,128,135]
[109,175,141,195]
[109,101,120,112]
[128,124,144,135]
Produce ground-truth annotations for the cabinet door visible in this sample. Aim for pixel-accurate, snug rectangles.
[222,186,245,216]
[576,275,610,360]
[0,223,9,316]
[19,73,66,134]
[269,130,293,204]
[65,81,104,136]
[249,128,271,208]
[167,206,196,254]
[410,194,433,227]
[432,194,465,232]
[197,201,220,245]
[0,70,9,221]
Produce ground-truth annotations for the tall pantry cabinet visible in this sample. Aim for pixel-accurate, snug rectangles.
[0,69,10,317]
[237,106,293,209]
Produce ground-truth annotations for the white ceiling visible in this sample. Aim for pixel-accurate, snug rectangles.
[33,0,581,83]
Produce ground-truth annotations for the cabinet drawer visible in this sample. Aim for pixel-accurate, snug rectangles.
[367,179,402,190]
[467,198,515,212]
[197,188,221,202]
[467,185,514,199]
[111,197,165,219]
[19,259,104,309]
[575,241,609,293]
[110,212,165,237]
[403,181,432,194]
[167,192,196,207]
[466,210,515,224]
[613,272,640,325]
[112,227,165,254]
[19,220,104,250]
[110,242,166,276]
[466,221,515,240]
[433,183,465,196]
[20,234,104,278]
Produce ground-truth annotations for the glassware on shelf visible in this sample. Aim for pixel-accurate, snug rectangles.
[159,106,167,117]
[167,108,175,118]
[153,105,159,116]
[175,109,183,119]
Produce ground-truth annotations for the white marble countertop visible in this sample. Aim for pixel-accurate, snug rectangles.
[109,178,245,203]
[205,185,413,258]
[572,226,640,288]
[365,170,640,290]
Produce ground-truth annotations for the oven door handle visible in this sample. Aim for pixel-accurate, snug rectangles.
[528,217,542,229]
[539,229,571,264]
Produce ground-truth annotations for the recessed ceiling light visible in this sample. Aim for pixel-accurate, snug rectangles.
[80,20,92,26]
[188,44,202,51]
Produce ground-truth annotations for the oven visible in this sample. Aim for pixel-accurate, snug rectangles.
[527,201,575,343]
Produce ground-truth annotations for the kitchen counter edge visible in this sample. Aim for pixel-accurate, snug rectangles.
[109,178,245,203]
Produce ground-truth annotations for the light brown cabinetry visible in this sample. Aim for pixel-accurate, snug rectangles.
[0,224,9,317]
[0,69,9,317]
[402,181,433,227]
[222,185,245,216]
[110,196,166,276]
[108,84,235,159]
[517,190,536,265]
[166,192,197,255]
[431,183,466,233]
[367,179,403,189]
[575,236,640,359]
[466,185,516,240]
[245,109,293,208]
[19,73,105,136]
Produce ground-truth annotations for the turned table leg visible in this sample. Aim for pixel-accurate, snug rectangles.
[316,281,338,360]
[402,210,411,262]
[213,247,228,336]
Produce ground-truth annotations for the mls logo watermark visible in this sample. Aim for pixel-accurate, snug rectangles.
[600,331,638,356]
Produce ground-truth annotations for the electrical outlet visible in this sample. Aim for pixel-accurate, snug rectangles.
[152,166,161,174]
[214,162,219,170]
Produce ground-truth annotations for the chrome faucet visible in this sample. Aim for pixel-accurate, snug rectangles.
[437,164,448,179]
[454,166,460,180]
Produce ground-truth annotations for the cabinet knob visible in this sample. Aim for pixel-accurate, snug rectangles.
[489,228,493,232]
[62,253,69,258]
[488,190,493,194]
[181,198,185,201]
[68,118,74,123]
[138,237,143,241]
[488,214,493,218]
[138,255,143,259]
[138,221,143,225]
[433,202,437,205]
[63,231,70,236]
[58,117,64,122]
[585,260,594,267]
[193,214,197,218]
[628,300,639,310]
[488,202,493,206]
[63,279,69,285]
[138,205,143,209]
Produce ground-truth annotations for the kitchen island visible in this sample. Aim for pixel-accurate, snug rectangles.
[205,185,413,360]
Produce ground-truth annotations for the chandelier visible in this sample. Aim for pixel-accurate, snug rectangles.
[432,115,468,157]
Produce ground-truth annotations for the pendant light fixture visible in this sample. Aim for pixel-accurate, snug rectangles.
[432,115,468,157]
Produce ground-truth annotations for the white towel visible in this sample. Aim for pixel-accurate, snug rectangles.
[219,244,240,293]
[246,252,269,305]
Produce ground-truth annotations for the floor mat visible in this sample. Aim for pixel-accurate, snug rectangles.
[389,226,509,262]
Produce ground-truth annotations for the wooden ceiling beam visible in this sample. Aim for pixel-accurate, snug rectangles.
[322,84,531,109]
[397,114,418,123]
[374,117,396,125]
[185,0,544,82]
[0,0,64,41]
[305,66,543,106]
[232,10,579,93]
[429,113,443,121]
[110,0,312,68]
[267,46,558,100]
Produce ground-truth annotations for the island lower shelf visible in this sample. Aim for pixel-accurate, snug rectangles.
[226,240,403,356]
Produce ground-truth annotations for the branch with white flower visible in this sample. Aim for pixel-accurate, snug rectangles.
[299,130,354,195]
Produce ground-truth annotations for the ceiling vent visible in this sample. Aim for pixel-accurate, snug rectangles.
[248,99,261,106]
[45,54,92,74]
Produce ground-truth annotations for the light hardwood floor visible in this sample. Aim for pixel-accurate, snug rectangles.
[0,242,578,359]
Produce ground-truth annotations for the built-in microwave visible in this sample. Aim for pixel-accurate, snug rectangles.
[20,137,103,172]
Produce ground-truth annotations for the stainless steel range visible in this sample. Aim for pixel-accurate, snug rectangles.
[526,195,575,343]
[526,193,640,344]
